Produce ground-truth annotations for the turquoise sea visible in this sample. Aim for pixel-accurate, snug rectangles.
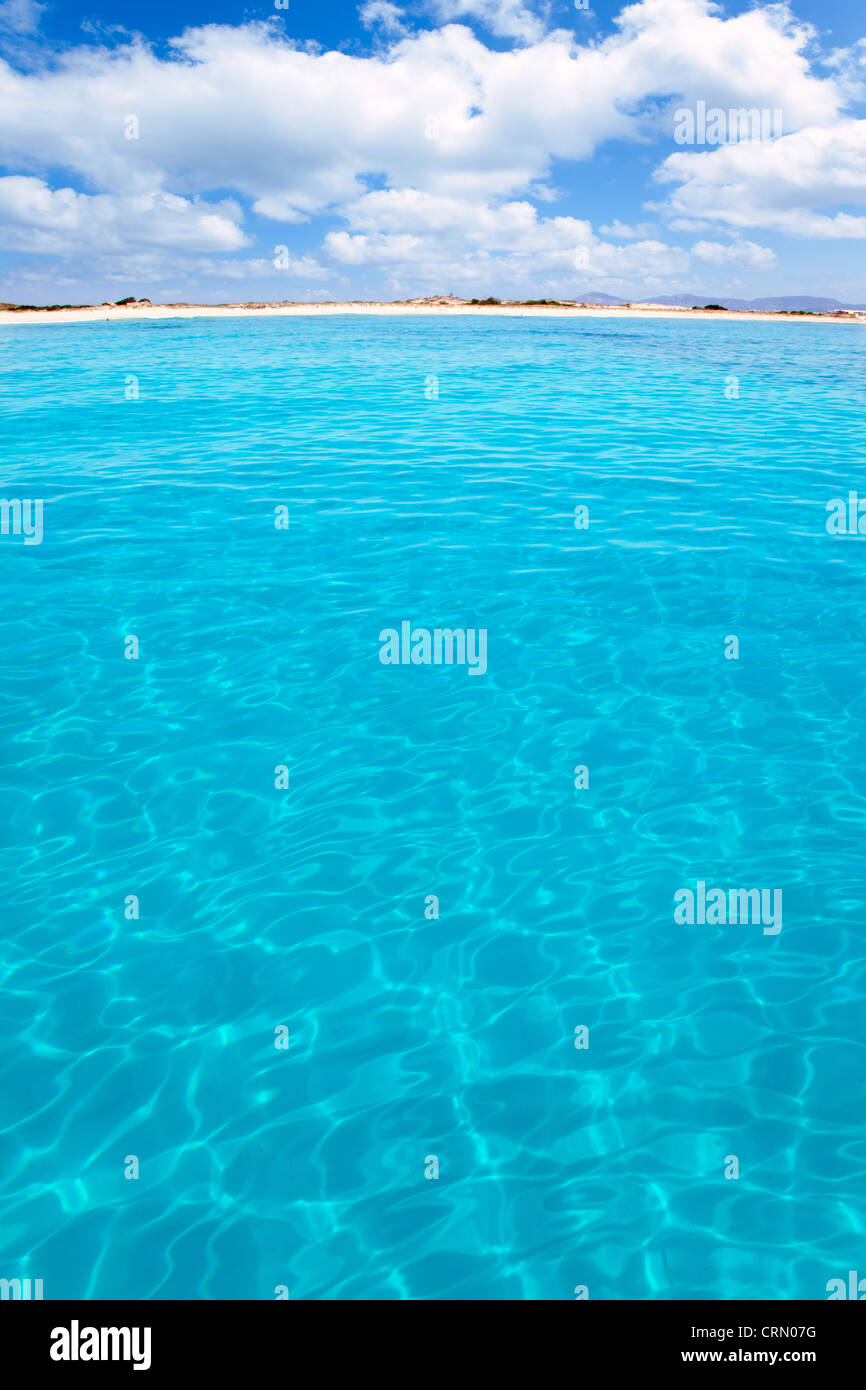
[0,313,864,1301]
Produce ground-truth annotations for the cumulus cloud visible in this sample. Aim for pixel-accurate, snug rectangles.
[324,190,694,294]
[656,120,866,238]
[0,0,44,35]
[359,2,408,36]
[425,1,550,44]
[691,238,776,267]
[0,176,249,254]
[0,0,860,294]
[0,2,844,216]
[598,219,658,239]
[203,252,330,280]
[823,37,866,104]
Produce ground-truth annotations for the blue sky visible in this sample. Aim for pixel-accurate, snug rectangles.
[1,0,865,304]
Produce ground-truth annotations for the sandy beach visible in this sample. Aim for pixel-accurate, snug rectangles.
[0,297,863,327]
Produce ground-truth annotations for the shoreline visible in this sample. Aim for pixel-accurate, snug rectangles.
[0,298,864,327]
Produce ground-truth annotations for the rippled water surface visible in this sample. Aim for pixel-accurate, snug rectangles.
[1,314,864,1300]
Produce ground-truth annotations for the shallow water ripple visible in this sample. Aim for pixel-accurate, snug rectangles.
[0,315,864,1299]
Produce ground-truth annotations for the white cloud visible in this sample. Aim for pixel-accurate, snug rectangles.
[359,2,408,36]
[0,0,44,35]
[324,190,694,293]
[0,2,844,217]
[656,120,866,238]
[425,1,550,44]
[202,253,330,280]
[251,196,310,224]
[598,219,657,239]
[0,0,860,293]
[823,37,866,104]
[691,238,776,267]
[0,176,249,254]
[337,189,592,246]
[326,231,424,264]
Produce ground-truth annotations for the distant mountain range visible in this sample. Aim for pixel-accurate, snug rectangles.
[575,291,866,312]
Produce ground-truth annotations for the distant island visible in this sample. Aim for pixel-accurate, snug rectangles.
[1,295,864,326]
